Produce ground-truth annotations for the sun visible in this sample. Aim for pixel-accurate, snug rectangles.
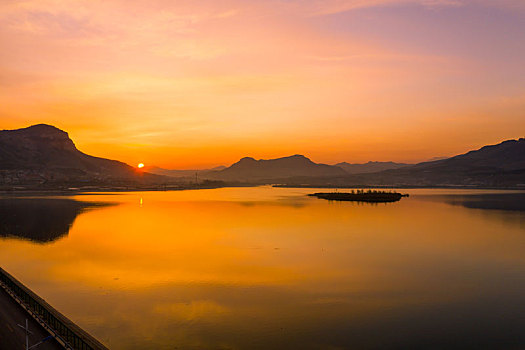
[137,163,144,168]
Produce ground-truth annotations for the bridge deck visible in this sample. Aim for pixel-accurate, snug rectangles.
[0,286,63,350]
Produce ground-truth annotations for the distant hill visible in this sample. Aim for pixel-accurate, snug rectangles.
[381,138,525,186]
[210,155,346,182]
[3,124,522,189]
[411,139,525,172]
[336,161,410,174]
[205,139,525,187]
[280,139,525,188]
[145,165,226,179]
[427,156,449,162]
[0,124,160,186]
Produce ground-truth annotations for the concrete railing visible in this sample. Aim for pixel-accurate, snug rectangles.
[0,267,109,350]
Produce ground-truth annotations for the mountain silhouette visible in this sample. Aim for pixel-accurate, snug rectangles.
[281,138,525,187]
[211,154,346,182]
[336,161,410,174]
[0,124,160,186]
[411,139,525,172]
[376,138,525,186]
[145,165,226,179]
[2,124,522,188]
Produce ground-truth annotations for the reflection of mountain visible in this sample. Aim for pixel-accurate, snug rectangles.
[443,193,525,212]
[0,198,114,242]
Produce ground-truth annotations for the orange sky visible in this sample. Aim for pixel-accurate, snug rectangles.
[1,0,524,168]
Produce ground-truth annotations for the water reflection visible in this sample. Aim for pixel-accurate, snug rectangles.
[0,198,114,243]
[415,192,525,230]
[443,193,525,211]
[0,188,524,349]
[415,192,525,211]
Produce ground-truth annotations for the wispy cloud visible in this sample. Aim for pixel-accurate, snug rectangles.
[0,0,523,167]
[284,0,463,16]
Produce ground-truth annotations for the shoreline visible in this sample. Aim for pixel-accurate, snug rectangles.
[0,183,252,195]
[273,184,525,190]
[0,183,524,196]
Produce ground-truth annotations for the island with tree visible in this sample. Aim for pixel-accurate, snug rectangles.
[309,189,409,203]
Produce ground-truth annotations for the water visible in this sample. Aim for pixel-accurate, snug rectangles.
[1,187,524,349]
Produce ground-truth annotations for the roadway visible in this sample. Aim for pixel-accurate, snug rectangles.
[0,286,63,350]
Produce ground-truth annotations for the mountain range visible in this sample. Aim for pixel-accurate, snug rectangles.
[365,138,525,187]
[272,138,524,188]
[144,165,226,179]
[147,159,407,180]
[209,155,346,181]
[1,124,523,188]
[203,139,524,187]
[335,161,410,174]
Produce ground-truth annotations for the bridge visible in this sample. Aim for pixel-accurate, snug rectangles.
[0,267,108,350]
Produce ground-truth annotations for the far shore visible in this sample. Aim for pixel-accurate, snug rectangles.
[273,184,525,190]
[0,183,236,195]
[0,183,524,196]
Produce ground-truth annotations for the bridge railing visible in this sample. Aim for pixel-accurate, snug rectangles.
[0,267,109,350]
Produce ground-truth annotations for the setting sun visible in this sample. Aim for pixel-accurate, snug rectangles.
[137,163,144,169]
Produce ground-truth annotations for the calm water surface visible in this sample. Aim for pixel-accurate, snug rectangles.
[1,187,524,349]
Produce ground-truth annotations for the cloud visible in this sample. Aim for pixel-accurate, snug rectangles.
[0,0,523,167]
[0,1,240,41]
[282,0,463,16]
[274,0,525,17]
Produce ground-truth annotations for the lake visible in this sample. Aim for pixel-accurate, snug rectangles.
[1,187,524,349]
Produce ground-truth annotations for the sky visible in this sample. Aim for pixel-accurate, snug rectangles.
[1,0,524,169]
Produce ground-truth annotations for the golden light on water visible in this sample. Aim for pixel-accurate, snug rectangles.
[0,188,524,348]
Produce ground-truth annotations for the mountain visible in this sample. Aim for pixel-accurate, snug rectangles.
[336,161,410,174]
[281,139,524,188]
[145,165,226,178]
[210,154,346,182]
[0,124,159,186]
[3,124,521,189]
[427,156,448,162]
[383,138,525,186]
[211,165,227,171]
[412,139,525,172]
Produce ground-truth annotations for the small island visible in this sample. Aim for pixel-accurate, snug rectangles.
[309,189,409,203]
